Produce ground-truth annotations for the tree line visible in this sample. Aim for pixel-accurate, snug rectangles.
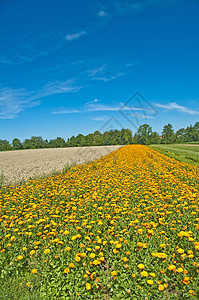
[0,122,199,151]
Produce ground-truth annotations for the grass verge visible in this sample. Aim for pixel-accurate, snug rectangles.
[149,144,199,165]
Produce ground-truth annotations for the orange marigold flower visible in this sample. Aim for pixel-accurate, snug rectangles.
[176,268,183,273]
[64,268,69,274]
[177,248,184,254]
[44,249,50,254]
[31,269,37,274]
[17,255,23,260]
[75,256,81,262]
[122,257,128,262]
[86,283,91,290]
[89,253,95,259]
[140,271,148,277]
[111,271,117,276]
[168,265,176,271]
[147,280,153,285]
[138,263,145,270]
[158,285,164,291]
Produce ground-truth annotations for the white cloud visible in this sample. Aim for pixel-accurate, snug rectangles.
[90,115,109,121]
[154,102,199,115]
[0,88,40,119]
[88,65,107,77]
[92,72,124,82]
[0,79,83,119]
[52,99,156,115]
[130,112,155,119]
[0,55,11,64]
[98,10,107,17]
[65,31,86,41]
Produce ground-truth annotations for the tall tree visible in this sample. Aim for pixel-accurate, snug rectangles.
[137,124,152,145]
[0,140,11,151]
[161,123,175,144]
[12,138,23,150]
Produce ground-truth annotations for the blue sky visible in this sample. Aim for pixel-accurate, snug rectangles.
[0,0,199,142]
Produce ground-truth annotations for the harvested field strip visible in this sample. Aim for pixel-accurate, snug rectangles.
[0,145,198,299]
[0,145,122,186]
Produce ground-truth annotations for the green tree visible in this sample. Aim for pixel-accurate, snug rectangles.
[149,132,161,144]
[0,139,11,151]
[93,131,103,146]
[12,138,23,150]
[175,128,186,143]
[161,123,175,144]
[137,124,152,145]
[121,128,133,144]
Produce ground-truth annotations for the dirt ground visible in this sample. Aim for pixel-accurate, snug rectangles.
[0,145,122,185]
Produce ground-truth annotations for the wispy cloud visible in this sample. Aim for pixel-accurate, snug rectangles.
[88,65,107,77]
[98,10,107,17]
[89,115,109,121]
[100,0,175,17]
[154,102,199,115]
[0,88,40,119]
[52,98,156,115]
[0,79,83,119]
[0,55,11,65]
[65,31,86,41]
[92,72,124,82]
[130,112,155,119]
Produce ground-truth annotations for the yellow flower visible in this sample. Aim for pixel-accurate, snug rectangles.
[176,268,183,273]
[86,283,91,290]
[158,285,164,291]
[89,253,95,259]
[17,255,23,260]
[65,247,71,251]
[177,248,184,254]
[93,260,100,265]
[168,265,176,271]
[147,280,153,285]
[44,249,50,254]
[31,269,37,274]
[75,256,81,262]
[111,271,117,276]
[140,271,148,277]
[138,264,145,270]
[64,268,69,273]
[122,257,128,262]
[26,282,31,287]
[149,272,156,278]
[69,263,74,268]
[30,250,36,255]
[183,277,190,284]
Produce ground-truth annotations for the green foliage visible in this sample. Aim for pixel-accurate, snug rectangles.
[0,139,11,151]
[1,122,199,151]
[12,138,23,150]
[161,123,175,144]
[149,144,199,165]
[0,275,41,300]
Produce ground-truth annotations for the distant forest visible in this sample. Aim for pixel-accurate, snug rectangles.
[0,122,199,151]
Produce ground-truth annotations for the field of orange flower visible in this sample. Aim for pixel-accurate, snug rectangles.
[0,145,198,299]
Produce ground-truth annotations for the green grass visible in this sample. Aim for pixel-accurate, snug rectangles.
[0,275,41,300]
[149,144,199,165]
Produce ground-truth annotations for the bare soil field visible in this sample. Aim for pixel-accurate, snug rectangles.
[0,145,122,185]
